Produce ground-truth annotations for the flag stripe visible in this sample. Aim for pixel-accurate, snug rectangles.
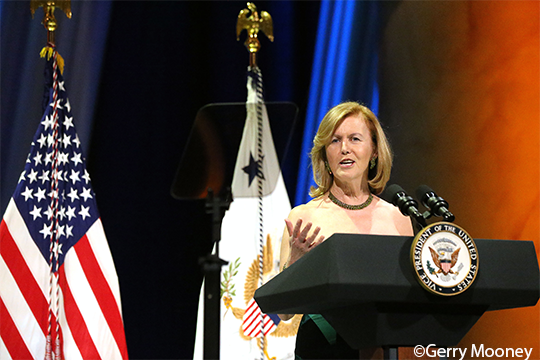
[59,308,84,360]
[0,332,14,360]
[242,299,277,337]
[0,256,45,359]
[245,298,258,314]
[0,220,49,336]
[2,200,50,297]
[244,315,260,335]
[64,243,123,360]
[75,234,128,359]
[242,299,261,334]
[0,296,33,359]
[60,265,101,359]
[86,220,123,312]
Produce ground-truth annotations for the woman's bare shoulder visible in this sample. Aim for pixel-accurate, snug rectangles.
[287,197,326,220]
[373,196,400,213]
[373,196,414,235]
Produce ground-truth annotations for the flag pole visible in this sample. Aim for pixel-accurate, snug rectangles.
[30,3,71,359]
[198,4,274,358]
[236,2,274,68]
[237,3,275,360]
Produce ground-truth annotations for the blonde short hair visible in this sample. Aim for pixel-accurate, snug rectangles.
[309,101,392,197]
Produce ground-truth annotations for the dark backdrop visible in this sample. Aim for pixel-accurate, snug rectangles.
[87,2,319,359]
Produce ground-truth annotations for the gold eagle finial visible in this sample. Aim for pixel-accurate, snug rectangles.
[236,2,274,67]
[30,0,72,46]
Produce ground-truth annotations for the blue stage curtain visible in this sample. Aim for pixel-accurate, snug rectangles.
[294,0,382,206]
[0,1,112,213]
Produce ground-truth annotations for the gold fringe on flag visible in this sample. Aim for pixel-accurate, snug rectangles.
[40,46,65,75]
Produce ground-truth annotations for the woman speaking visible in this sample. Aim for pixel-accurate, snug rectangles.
[279,101,413,359]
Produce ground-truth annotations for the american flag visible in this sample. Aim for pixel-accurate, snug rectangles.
[0,50,128,359]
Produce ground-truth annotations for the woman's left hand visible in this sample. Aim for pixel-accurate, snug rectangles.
[284,218,324,265]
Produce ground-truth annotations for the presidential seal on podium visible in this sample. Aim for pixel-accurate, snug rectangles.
[411,222,479,296]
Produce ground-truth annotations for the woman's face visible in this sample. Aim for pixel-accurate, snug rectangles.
[325,114,375,185]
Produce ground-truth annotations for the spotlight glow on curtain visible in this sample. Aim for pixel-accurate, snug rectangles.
[295,0,381,205]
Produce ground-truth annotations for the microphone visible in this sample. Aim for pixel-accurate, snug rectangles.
[416,185,455,222]
[383,184,427,228]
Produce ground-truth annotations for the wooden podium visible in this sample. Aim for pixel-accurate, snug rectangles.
[254,234,540,359]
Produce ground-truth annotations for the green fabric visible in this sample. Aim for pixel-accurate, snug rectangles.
[305,314,337,345]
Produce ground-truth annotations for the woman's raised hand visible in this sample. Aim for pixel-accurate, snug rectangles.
[284,218,325,265]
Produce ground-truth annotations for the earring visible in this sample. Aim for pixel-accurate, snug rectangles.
[370,157,376,170]
[325,161,333,175]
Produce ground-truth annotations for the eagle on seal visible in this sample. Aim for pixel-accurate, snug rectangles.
[429,246,460,275]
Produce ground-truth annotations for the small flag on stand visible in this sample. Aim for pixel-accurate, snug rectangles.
[0,48,128,360]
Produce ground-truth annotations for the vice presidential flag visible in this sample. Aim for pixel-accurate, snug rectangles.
[193,67,301,360]
[0,50,128,360]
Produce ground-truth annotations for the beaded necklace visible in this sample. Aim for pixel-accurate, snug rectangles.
[328,191,373,210]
